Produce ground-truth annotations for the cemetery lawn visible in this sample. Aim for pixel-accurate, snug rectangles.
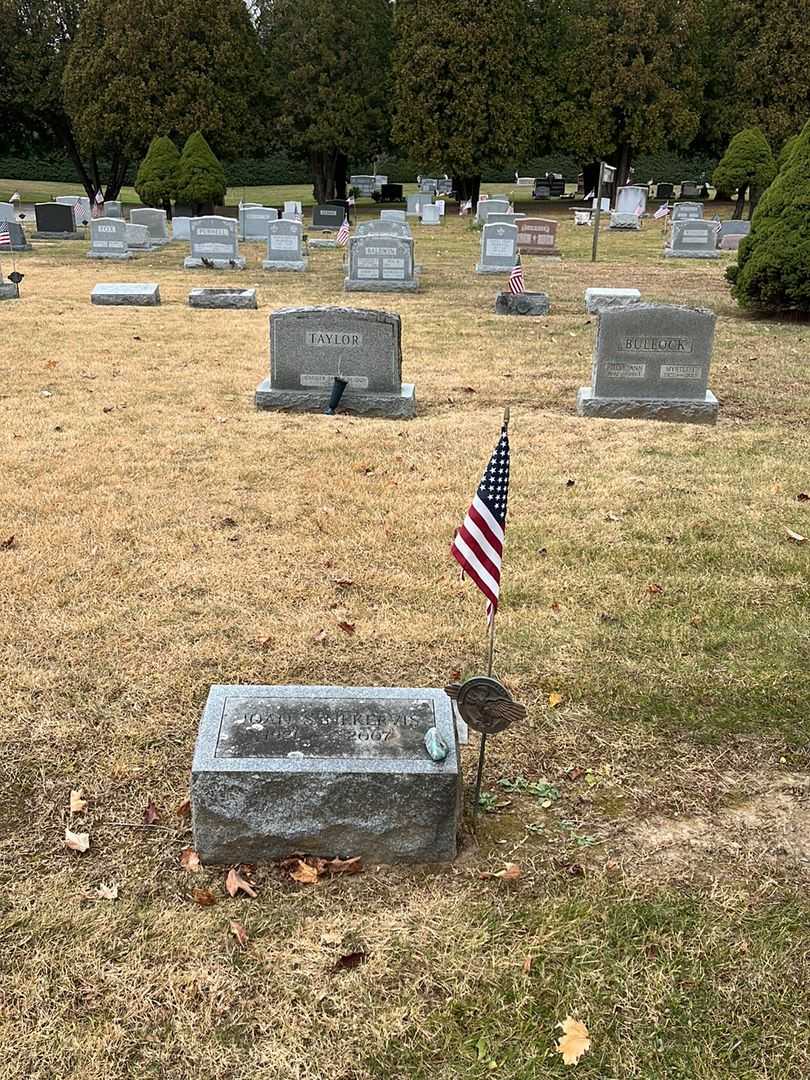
[1,201,809,1079]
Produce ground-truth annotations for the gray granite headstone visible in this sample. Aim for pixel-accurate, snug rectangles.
[56,194,91,226]
[172,216,191,241]
[240,205,278,240]
[419,177,438,194]
[345,235,418,292]
[185,216,245,269]
[91,282,161,306]
[349,175,376,196]
[0,265,17,300]
[585,287,641,313]
[420,204,441,225]
[680,181,701,199]
[406,193,430,217]
[495,291,550,316]
[263,219,307,271]
[33,203,81,238]
[577,303,718,424]
[666,219,720,259]
[476,222,518,273]
[671,202,704,222]
[188,287,257,309]
[191,684,460,864]
[0,202,15,222]
[718,219,751,239]
[312,204,344,230]
[356,219,411,239]
[126,223,152,250]
[103,201,123,219]
[256,305,416,418]
[610,185,646,229]
[380,209,407,222]
[130,208,169,245]
[475,198,510,225]
[2,221,31,251]
[87,218,131,259]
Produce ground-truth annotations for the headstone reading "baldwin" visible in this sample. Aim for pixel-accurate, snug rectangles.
[344,235,418,292]
[576,303,718,424]
[191,685,460,863]
[256,306,416,418]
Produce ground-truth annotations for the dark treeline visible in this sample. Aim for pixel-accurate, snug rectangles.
[0,0,807,202]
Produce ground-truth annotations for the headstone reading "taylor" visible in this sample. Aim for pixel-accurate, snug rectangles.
[517,217,560,257]
[185,216,245,269]
[263,219,307,271]
[130,208,169,246]
[33,203,81,239]
[476,222,518,273]
[191,685,460,863]
[576,303,718,424]
[344,235,418,292]
[665,219,720,259]
[87,218,131,259]
[256,306,416,418]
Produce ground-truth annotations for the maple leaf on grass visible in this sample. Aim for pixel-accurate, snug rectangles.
[289,859,323,884]
[65,828,90,853]
[324,856,363,875]
[225,867,258,898]
[143,799,159,825]
[193,888,217,907]
[230,921,249,948]
[69,788,87,815]
[555,1016,591,1065]
[175,798,191,819]
[180,846,201,873]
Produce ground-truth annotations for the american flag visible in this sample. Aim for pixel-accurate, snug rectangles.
[508,261,525,294]
[451,424,511,623]
[0,221,11,249]
[336,218,350,246]
[459,198,472,216]
[654,203,670,219]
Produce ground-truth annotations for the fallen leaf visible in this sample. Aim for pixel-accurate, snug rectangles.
[175,797,191,819]
[96,883,119,900]
[69,788,87,815]
[599,611,620,624]
[337,621,356,635]
[225,867,258,898]
[798,492,809,502]
[480,862,521,881]
[461,385,476,393]
[450,669,462,681]
[332,950,367,972]
[220,516,238,528]
[522,955,533,975]
[230,920,248,948]
[324,856,363,875]
[289,859,322,884]
[332,578,354,588]
[567,767,586,782]
[548,692,563,708]
[193,888,217,907]
[45,359,58,369]
[65,828,90,853]
[180,846,201,873]
[565,478,576,488]
[784,527,807,544]
[102,405,114,413]
[0,535,16,550]
[555,1016,591,1065]
[313,628,328,643]
[143,799,159,825]
[537,547,548,557]
[647,583,664,596]
[605,511,622,522]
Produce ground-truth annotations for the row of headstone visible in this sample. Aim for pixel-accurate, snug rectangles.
[349,175,387,196]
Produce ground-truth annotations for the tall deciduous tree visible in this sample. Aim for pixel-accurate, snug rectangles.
[547,0,705,195]
[392,0,534,206]
[256,0,393,203]
[712,128,776,219]
[63,0,265,199]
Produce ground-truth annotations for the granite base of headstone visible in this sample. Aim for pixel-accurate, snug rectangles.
[191,685,461,864]
[576,303,718,425]
[91,283,161,306]
[309,238,338,249]
[495,291,550,316]
[256,305,416,419]
[188,287,257,310]
[609,212,641,230]
[585,288,642,313]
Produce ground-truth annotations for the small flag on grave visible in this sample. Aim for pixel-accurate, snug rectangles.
[336,219,350,246]
[654,203,670,219]
[0,222,11,249]
[508,261,525,295]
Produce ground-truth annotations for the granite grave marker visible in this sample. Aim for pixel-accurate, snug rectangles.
[263,218,307,272]
[476,222,518,273]
[517,217,560,257]
[130,208,169,245]
[87,218,131,259]
[185,216,245,269]
[345,235,418,292]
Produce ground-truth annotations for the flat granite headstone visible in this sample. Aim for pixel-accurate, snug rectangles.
[476,222,518,273]
[185,216,245,269]
[2,221,31,251]
[585,287,641,313]
[345,235,418,292]
[126,223,152,250]
[263,219,307,271]
[256,305,416,418]
[577,303,718,424]
[130,208,169,245]
[495,291,550,316]
[191,684,461,864]
[91,282,161,306]
[87,218,131,259]
[33,203,81,239]
[666,219,720,259]
[517,217,560,257]
[188,287,257,309]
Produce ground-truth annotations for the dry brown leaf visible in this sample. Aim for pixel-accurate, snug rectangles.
[555,1016,591,1065]
[65,828,90,853]
[798,492,809,502]
[784,526,807,544]
[69,788,87,815]
[548,692,563,708]
[480,862,521,881]
[143,799,159,825]
[193,888,217,907]
[0,535,16,550]
[337,621,356,635]
[522,955,533,975]
[325,856,363,875]
[567,766,586,782]
[332,577,354,588]
[180,846,201,873]
[332,950,367,972]
[96,883,119,901]
[225,867,258,898]
[289,859,322,884]
[313,628,328,643]
[175,797,191,819]
[647,583,664,596]
[230,920,248,948]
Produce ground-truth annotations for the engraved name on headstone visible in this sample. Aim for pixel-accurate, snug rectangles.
[345,235,418,292]
[185,216,245,269]
[476,222,518,273]
[666,219,720,259]
[517,217,560,256]
[87,218,131,259]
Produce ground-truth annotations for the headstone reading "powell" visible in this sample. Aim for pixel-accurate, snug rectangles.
[344,235,418,292]
[185,216,245,269]
[256,306,416,418]
[577,303,718,424]
[191,685,460,864]
[87,218,131,259]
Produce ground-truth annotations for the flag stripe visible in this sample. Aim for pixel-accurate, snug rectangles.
[466,504,503,561]
[451,539,499,607]
[472,494,505,544]
[457,522,501,582]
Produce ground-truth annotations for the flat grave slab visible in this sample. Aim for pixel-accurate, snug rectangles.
[191,684,461,864]
[91,282,161,306]
[495,291,550,316]
[188,287,257,309]
[585,287,641,313]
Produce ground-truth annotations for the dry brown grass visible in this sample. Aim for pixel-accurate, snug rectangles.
[1,202,809,1079]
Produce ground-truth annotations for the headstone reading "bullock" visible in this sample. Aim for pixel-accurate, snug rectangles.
[191,684,460,863]
[87,218,131,259]
[577,303,718,424]
[185,216,245,269]
[263,219,307,271]
[517,217,560,257]
[256,306,416,418]
[476,222,518,273]
[344,235,418,292]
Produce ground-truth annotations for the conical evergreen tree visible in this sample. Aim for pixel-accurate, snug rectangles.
[712,128,776,219]
[727,120,810,313]
[174,132,227,213]
[134,136,180,215]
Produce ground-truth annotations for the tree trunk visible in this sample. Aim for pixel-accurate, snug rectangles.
[163,198,173,220]
[456,175,481,207]
[335,152,347,200]
[733,186,746,219]
[610,143,632,206]
[311,149,341,203]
